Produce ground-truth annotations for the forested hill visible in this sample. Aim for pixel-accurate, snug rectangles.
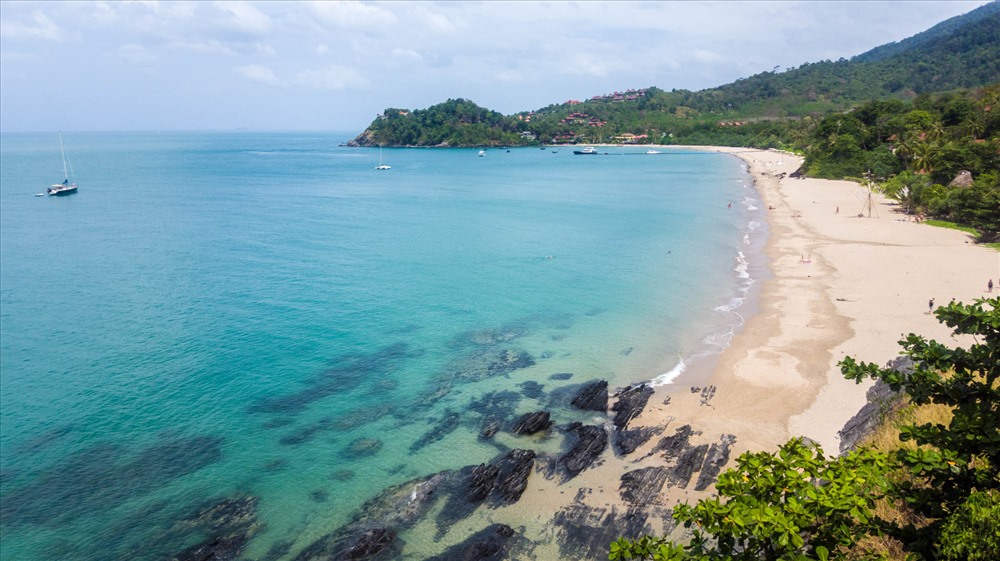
[853,0,1000,63]
[350,1,1000,148]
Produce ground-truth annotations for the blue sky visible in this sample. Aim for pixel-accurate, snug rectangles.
[0,1,991,133]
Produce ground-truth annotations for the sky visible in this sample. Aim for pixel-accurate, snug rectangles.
[0,1,992,133]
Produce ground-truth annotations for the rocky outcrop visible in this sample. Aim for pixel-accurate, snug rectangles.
[614,426,663,456]
[838,380,902,454]
[343,527,396,560]
[467,464,501,502]
[611,384,654,430]
[619,467,669,506]
[558,423,608,479]
[424,524,520,561]
[694,434,736,491]
[666,444,709,488]
[552,502,663,560]
[510,411,552,435]
[571,380,609,412]
[493,449,536,505]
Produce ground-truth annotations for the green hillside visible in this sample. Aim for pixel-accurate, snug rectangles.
[349,1,999,149]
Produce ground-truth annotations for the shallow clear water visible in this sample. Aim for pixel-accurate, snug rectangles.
[0,133,765,560]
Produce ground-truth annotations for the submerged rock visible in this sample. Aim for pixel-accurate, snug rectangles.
[570,380,609,412]
[343,527,396,560]
[170,496,260,561]
[519,380,545,398]
[410,410,461,452]
[345,438,383,459]
[510,411,552,435]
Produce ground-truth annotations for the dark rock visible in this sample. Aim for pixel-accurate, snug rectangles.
[619,467,669,506]
[410,410,461,452]
[838,379,900,454]
[570,380,609,412]
[643,425,693,461]
[309,489,330,503]
[479,419,501,440]
[519,381,545,399]
[549,372,574,381]
[171,497,260,561]
[344,527,396,560]
[694,435,736,491]
[424,524,517,561]
[614,426,663,456]
[558,423,608,479]
[611,384,654,431]
[510,411,552,435]
[468,464,500,502]
[667,444,708,488]
[174,536,248,561]
[492,449,535,505]
[552,503,658,560]
[699,385,716,406]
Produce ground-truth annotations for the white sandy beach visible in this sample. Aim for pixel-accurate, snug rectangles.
[509,147,999,552]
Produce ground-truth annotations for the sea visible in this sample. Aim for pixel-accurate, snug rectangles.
[0,132,767,560]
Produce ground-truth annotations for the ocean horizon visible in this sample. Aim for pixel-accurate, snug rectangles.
[0,132,767,560]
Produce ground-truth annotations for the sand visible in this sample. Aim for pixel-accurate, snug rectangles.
[513,147,998,549]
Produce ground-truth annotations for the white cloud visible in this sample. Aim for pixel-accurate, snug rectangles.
[306,1,398,28]
[294,64,369,90]
[0,10,65,41]
[391,48,423,63]
[234,63,278,84]
[213,1,273,35]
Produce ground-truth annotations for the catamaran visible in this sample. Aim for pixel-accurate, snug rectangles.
[47,133,78,196]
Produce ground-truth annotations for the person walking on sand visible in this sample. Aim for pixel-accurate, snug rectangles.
[989,279,994,293]
[928,298,935,314]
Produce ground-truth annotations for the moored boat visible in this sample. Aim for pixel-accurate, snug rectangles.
[573,147,598,155]
[48,133,79,196]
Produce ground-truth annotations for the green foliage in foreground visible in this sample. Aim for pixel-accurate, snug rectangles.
[610,298,1000,560]
[609,440,888,561]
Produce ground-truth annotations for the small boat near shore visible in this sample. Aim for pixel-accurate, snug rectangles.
[573,147,598,155]
[646,149,661,155]
[48,133,78,196]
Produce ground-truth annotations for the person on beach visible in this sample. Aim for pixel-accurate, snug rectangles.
[835,206,839,214]
[989,279,994,293]
[928,298,935,314]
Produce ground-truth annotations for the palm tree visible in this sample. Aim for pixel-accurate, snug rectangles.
[962,115,985,140]
[912,142,936,175]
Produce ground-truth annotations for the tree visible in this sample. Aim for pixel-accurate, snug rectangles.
[841,297,1000,558]
[610,298,1000,560]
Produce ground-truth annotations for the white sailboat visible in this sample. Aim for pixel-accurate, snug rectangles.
[47,132,78,196]
[374,147,391,170]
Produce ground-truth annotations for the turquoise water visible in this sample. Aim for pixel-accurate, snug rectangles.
[0,133,765,560]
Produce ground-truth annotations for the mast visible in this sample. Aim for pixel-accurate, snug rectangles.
[59,132,69,182]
